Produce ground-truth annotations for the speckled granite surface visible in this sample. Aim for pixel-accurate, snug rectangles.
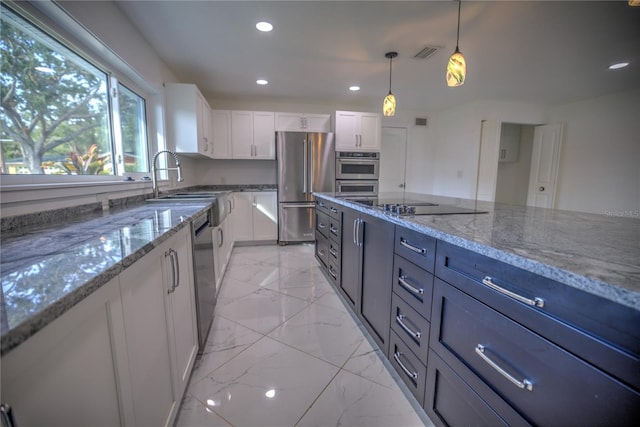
[315,192,640,311]
[0,201,211,355]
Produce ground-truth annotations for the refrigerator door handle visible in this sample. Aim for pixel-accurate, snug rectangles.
[303,139,308,195]
[308,136,314,194]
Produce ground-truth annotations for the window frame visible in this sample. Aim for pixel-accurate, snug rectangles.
[0,1,158,185]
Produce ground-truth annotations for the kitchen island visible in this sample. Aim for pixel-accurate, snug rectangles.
[314,191,640,427]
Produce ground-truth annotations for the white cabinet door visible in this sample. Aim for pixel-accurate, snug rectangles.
[163,228,198,400]
[211,109,232,159]
[275,112,331,132]
[231,110,254,158]
[232,191,277,242]
[165,83,213,158]
[252,111,276,159]
[335,110,381,152]
[335,110,360,150]
[252,191,278,240]
[232,191,254,241]
[359,112,381,151]
[119,242,177,427]
[0,279,126,427]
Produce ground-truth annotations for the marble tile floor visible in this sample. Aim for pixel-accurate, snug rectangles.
[175,244,434,427]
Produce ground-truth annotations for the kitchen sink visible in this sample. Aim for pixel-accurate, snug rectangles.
[145,191,231,225]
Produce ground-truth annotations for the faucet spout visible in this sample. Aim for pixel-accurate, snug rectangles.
[152,150,184,198]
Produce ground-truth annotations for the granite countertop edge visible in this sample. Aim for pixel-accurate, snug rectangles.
[315,192,640,311]
[0,205,202,355]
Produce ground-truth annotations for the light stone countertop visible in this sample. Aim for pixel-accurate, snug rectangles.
[0,201,212,355]
[315,192,640,311]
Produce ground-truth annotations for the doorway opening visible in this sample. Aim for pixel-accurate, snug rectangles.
[380,126,408,193]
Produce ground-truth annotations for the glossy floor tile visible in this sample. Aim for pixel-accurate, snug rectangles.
[176,244,433,427]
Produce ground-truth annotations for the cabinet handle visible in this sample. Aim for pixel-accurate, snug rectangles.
[318,249,326,256]
[396,314,421,341]
[329,207,338,214]
[475,344,533,391]
[318,201,326,208]
[356,218,363,247]
[329,225,338,235]
[218,228,224,248]
[318,222,326,229]
[352,218,358,245]
[393,351,418,382]
[399,238,427,255]
[482,276,544,308]
[172,249,180,289]
[166,249,177,294]
[329,247,338,258]
[1,403,17,427]
[398,275,424,296]
[328,266,337,280]
[227,199,232,213]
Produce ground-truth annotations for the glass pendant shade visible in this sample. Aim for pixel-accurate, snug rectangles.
[383,92,396,116]
[446,47,466,87]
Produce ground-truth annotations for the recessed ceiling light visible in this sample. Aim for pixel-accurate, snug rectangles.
[349,86,360,91]
[609,62,629,70]
[256,21,273,32]
[256,79,268,85]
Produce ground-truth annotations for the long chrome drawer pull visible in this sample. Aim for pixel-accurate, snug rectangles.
[398,275,424,296]
[318,249,326,256]
[475,344,533,391]
[396,315,421,340]
[330,207,338,213]
[482,276,544,308]
[393,351,418,381]
[330,226,338,235]
[328,267,337,280]
[318,222,326,228]
[166,250,176,294]
[400,238,427,255]
[329,247,338,257]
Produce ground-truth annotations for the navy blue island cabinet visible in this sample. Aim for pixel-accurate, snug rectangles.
[313,196,640,427]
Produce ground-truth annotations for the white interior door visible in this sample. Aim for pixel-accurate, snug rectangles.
[475,120,501,201]
[380,126,408,192]
[527,123,564,208]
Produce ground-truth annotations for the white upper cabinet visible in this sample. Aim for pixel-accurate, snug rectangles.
[211,109,233,159]
[231,111,275,159]
[165,83,214,158]
[334,110,381,152]
[275,112,331,133]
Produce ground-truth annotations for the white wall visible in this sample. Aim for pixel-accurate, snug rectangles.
[195,160,276,186]
[550,89,640,214]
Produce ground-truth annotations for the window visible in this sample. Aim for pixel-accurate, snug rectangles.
[0,5,149,177]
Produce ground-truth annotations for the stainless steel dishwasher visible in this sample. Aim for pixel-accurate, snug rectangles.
[191,208,216,353]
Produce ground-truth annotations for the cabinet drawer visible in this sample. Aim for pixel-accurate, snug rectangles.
[392,254,434,319]
[315,232,328,268]
[394,226,436,273]
[431,279,640,427]
[315,211,329,238]
[435,240,640,389]
[327,201,341,220]
[424,350,529,427]
[389,330,426,403]
[329,217,341,242]
[327,261,340,287]
[328,239,340,266]
[316,198,330,216]
[390,293,430,362]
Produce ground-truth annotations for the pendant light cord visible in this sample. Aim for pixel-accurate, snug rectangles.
[389,56,393,92]
[456,0,461,49]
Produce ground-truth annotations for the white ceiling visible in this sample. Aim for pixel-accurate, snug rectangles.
[114,0,640,112]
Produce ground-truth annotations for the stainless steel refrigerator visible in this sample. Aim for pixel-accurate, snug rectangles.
[277,131,335,243]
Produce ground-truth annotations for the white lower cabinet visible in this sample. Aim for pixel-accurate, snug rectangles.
[118,226,197,427]
[1,227,198,427]
[0,278,125,427]
[232,191,278,242]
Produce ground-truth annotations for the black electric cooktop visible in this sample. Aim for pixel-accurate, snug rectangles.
[347,197,488,216]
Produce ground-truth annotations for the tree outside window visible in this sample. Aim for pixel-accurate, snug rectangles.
[0,5,149,176]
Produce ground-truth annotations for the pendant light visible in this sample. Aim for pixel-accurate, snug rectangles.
[383,51,398,116]
[446,0,466,87]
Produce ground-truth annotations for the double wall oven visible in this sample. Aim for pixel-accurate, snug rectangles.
[335,151,379,199]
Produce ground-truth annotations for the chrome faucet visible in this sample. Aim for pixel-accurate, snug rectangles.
[152,150,184,198]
